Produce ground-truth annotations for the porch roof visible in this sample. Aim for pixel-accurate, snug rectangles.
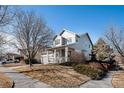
[47,45,74,51]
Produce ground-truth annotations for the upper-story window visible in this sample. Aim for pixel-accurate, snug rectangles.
[62,38,67,45]
[76,39,78,42]
[55,39,60,45]
[89,45,90,48]
[67,38,72,43]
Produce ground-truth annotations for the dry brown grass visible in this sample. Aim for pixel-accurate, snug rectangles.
[15,64,90,88]
[0,72,13,88]
[112,71,124,88]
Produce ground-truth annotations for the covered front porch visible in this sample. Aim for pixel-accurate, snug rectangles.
[41,46,74,64]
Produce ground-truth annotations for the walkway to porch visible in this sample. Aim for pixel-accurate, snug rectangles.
[80,71,115,88]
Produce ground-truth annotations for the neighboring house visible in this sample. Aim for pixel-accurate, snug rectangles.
[0,32,19,55]
[19,48,42,62]
[6,53,20,60]
[41,29,93,64]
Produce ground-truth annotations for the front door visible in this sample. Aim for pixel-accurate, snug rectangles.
[61,49,65,57]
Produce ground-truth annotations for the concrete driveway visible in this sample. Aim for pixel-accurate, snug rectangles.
[0,66,51,88]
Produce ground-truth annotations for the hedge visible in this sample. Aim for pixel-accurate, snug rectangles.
[25,59,39,64]
[73,64,106,80]
[59,62,79,67]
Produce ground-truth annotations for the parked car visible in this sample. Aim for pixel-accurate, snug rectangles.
[1,61,6,64]
[2,60,19,64]
[1,60,14,64]
[0,59,6,64]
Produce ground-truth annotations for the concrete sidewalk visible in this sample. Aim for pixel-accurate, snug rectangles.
[0,66,51,88]
[80,71,115,88]
[0,65,116,88]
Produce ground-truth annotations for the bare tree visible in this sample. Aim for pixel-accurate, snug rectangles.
[0,6,15,26]
[0,34,6,58]
[14,11,53,67]
[105,26,124,58]
[0,34,6,47]
[0,5,15,42]
[0,33,6,50]
[0,6,15,58]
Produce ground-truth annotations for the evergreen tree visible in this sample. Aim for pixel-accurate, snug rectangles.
[93,38,114,61]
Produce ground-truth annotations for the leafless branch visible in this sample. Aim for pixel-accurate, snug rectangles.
[105,26,124,57]
[14,11,53,66]
[0,6,15,26]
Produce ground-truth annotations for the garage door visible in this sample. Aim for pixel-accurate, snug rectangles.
[41,54,54,64]
[41,55,48,64]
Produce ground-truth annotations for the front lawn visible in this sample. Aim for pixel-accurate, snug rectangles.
[3,63,23,67]
[112,71,124,88]
[0,72,13,88]
[14,64,90,88]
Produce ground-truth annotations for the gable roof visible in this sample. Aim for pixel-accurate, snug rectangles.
[53,29,93,47]
[80,33,93,47]
[53,35,58,40]
[53,29,80,40]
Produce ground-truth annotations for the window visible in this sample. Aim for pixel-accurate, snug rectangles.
[89,45,90,48]
[67,38,72,43]
[55,39,60,45]
[68,51,71,57]
[62,38,67,45]
[76,39,78,42]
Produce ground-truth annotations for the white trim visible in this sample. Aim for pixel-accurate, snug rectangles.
[65,47,68,62]
[54,49,56,63]
[62,28,77,36]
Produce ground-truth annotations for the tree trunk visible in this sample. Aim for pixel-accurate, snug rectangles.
[28,50,33,68]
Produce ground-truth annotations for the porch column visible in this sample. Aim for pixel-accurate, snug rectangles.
[40,55,43,64]
[65,47,68,62]
[60,50,62,63]
[12,56,15,61]
[54,49,56,63]
[47,50,49,63]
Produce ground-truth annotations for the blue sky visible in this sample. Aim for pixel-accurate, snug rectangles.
[21,5,124,44]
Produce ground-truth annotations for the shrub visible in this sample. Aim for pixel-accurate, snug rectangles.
[93,38,114,62]
[120,56,124,64]
[25,59,39,64]
[59,62,79,67]
[74,64,106,80]
[70,51,86,63]
[89,62,108,72]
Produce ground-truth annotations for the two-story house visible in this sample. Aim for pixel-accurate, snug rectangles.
[41,29,93,64]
